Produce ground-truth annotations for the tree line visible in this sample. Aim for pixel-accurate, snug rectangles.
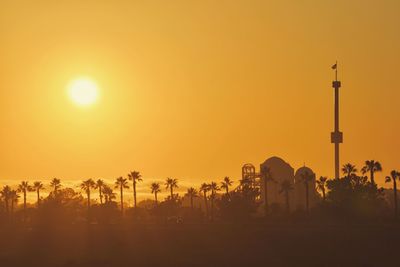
[0,160,399,224]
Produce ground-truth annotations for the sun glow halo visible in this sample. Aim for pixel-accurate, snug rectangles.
[68,78,99,106]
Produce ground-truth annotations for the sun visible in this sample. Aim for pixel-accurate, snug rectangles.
[68,78,99,106]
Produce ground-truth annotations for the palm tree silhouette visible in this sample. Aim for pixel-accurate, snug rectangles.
[95,179,105,204]
[220,177,233,195]
[316,176,328,201]
[261,167,274,215]
[342,163,358,179]
[200,183,210,219]
[209,182,220,221]
[385,170,399,218]
[280,180,293,213]
[300,171,314,213]
[50,178,61,194]
[18,181,32,220]
[103,185,116,203]
[185,187,198,211]
[0,186,12,214]
[32,181,44,208]
[361,160,382,185]
[150,182,161,205]
[80,179,96,209]
[115,177,129,214]
[10,189,19,214]
[165,178,178,200]
[128,171,142,208]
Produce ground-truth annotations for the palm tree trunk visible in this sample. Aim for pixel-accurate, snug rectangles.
[370,170,375,185]
[155,192,158,205]
[210,195,214,221]
[120,186,124,214]
[190,196,193,211]
[322,188,326,201]
[170,187,173,199]
[37,189,40,208]
[87,190,91,209]
[99,188,103,204]
[394,180,397,219]
[203,192,208,219]
[133,181,137,208]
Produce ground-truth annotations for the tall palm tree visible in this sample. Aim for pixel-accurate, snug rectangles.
[185,187,198,211]
[10,190,19,214]
[341,163,358,179]
[115,177,129,214]
[80,179,96,209]
[0,186,12,214]
[128,171,142,208]
[165,177,178,200]
[385,170,399,218]
[280,180,293,213]
[261,167,274,215]
[32,181,44,208]
[209,182,219,221]
[300,171,314,213]
[18,181,32,219]
[200,183,210,219]
[361,160,382,185]
[150,182,161,204]
[220,177,233,195]
[316,176,328,201]
[95,179,105,204]
[50,178,61,194]
[103,185,116,203]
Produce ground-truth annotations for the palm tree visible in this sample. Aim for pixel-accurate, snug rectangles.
[80,179,96,209]
[300,171,314,213]
[200,183,210,219]
[115,177,129,214]
[185,187,198,211]
[150,182,161,204]
[10,190,19,214]
[280,180,293,213]
[103,185,116,203]
[0,186,12,214]
[385,170,399,218]
[128,171,142,208]
[209,182,219,221]
[18,181,32,219]
[95,179,105,204]
[341,163,358,179]
[220,177,233,195]
[50,178,61,194]
[316,176,328,201]
[361,160,382,185]
[32,181,44,208]
[165,177,178,200]
[261,167,274,215]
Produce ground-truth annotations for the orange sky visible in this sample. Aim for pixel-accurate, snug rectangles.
[0,0,399,202]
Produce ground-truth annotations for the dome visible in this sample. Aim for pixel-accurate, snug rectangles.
[295,166,314,177]
[260,156,292,169]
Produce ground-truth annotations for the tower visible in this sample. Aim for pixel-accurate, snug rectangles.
[330,62,342,179]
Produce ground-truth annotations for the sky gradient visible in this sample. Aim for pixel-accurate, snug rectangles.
[0,0,399,202]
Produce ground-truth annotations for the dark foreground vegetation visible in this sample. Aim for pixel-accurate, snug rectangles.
[0,222,399,267]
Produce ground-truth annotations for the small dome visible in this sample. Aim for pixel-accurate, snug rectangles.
[295,166,314,177]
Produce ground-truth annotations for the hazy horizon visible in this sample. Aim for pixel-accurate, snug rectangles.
[1,0,399,192]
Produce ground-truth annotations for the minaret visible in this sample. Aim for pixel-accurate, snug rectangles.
[331,62,342,179]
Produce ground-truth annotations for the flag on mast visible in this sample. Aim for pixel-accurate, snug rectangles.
[331,63,337,69]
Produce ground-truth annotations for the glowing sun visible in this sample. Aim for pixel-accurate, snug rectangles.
[68,78,99,106]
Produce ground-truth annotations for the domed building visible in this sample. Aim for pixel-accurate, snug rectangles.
[294,166,317,211]
[255,156,318,213]
[260,157,295,211]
